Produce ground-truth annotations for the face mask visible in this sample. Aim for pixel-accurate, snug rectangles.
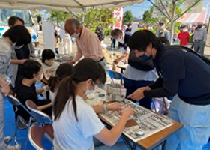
[70,33,79,38]
[197,25,202,28]
[183,29,188,32]
[45,60,54,66]
[85,83,97,95]
[139,54,152,61]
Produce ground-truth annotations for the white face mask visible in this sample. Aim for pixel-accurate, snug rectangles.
[183,29,188,31]
[85,83,97,95]
[70,33,79,38]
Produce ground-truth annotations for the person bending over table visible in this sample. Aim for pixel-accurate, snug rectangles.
[127,30,210,150]
[111,29,157,109]
[53,58,134,150]
[7,17,34,89]
[0,25,31,150]
[64,19,106,68]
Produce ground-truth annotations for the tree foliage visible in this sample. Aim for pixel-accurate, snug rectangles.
[79,8,117,28]
[123,10,133,24]
[46,8,117,28]
[143,0,201,43]
[47,10,73,25]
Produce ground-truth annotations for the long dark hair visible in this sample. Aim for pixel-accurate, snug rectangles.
[53,58,106,121]
[48,63,74,92]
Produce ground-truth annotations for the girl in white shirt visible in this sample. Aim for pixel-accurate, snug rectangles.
[53,58,134,150]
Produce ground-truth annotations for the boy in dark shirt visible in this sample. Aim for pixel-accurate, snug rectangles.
[128,30,210,150]
[15,61,52,121]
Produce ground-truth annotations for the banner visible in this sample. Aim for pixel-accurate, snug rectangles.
[112,7,124,30]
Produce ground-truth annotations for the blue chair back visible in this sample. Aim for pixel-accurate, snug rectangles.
[106,70,124,80]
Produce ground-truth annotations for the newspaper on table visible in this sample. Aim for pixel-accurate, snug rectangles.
[99,99,173,143]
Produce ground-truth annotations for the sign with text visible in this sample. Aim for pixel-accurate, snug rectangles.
[112,7,124,30]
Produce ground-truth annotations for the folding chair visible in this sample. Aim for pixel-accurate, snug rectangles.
[25,100,53,150]
[106,69,124,84]
[6,95,34,150]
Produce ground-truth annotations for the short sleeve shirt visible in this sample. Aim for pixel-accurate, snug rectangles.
[53,96,105,150]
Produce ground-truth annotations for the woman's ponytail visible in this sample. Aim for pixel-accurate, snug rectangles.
[53,76,77,121]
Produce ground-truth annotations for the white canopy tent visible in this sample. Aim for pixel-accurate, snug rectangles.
[0,0,144,12]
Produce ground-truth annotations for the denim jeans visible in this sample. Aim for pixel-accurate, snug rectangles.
[124,78,154,109]
[165,95,210,150]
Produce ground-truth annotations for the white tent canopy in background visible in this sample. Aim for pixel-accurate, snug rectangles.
[0,0,144,12]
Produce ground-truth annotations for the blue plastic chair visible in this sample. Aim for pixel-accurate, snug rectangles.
[106,70,124,84]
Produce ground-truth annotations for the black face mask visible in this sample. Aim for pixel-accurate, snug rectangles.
[197,25,202,28]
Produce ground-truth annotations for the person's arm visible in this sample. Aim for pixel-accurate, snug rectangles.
[203,29,208,43]
[148,77,163,90]
[36,85,49,94]
[128,79,178,101]
[0,77,10,96]
[38,102,53,110]
[187,33,190,43]
[72,40,83,63]
[144,80,178,98]
[178,33,181,40]
[10,59,27,64]
[193,31,196,42]
[92,103,122,114]
[95,107,133,146]
[114,52,128,64]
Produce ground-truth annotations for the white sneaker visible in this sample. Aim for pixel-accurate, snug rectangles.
[4,144,21,150]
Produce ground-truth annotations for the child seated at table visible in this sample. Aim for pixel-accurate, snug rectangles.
[48,63,74,101]
[53,58,134,150]
[41,49,59,80]
[15,60,52,120]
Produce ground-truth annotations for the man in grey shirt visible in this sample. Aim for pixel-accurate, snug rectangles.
[193,22,207,55]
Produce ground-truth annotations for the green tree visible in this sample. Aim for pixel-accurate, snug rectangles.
[77,8,117,28]
[123,10,133,24]
[147,0,201,44]
[47,10,73,26]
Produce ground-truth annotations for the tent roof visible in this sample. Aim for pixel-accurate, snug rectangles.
[0,0,144,12]
[177,12,206,23]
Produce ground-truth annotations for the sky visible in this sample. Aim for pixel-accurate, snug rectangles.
[124,0,210,18]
